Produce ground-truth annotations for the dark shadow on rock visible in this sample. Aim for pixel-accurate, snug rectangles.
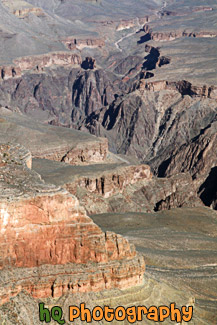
[137,33,151,44]
[157,157,172,177]
[199,167,217,209]
[142,47,160,70]
[81,57,96,70]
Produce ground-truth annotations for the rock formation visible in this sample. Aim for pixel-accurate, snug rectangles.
[14,52,82,72]
[142,25,217,42]
[32,157,203,215]
[0,65,22,80]
[0,0,216,322]
[63,38,105,50]
[139,79,217,99]
[0,143,145,304]
[2,0,44,18]
[13,7,44,18]
[157,120,217,209]
[0,53,82,81]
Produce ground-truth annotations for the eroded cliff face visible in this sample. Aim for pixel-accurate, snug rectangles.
[71,69,121,120]
[2,0,45,18]
[157,121,217,209]
[0,143,145,304]
[32,156,202,215]
[63,37,105,50]
[0,52,82,81]
[140,79,217,99]
[142,25,217,42]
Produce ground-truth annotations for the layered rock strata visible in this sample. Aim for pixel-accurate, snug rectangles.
[142,25,217,42]
[13,52,82,72]
[139,79,217,99]
[63,38,105,50]
[0,52,82,81]
[2,0,44,18]
[32,158,202,215]
[0,143,145,304]
[67,170,203,214]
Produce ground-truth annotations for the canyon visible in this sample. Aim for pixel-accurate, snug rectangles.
[0,0,216,323]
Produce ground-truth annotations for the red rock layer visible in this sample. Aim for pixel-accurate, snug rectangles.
[0,144,145,304]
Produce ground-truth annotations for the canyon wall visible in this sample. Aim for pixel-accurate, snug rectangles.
[143,25,217,42]
[139,79,217,99]
[0,52,82,80]
[0,143,145,304]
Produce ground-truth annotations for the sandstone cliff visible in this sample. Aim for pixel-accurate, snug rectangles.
[0,143,145,304]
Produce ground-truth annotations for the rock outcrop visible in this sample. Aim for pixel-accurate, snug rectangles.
[33,158,202,215]
[116,20,136,31]
[14,52,82,72]
[67,170,203,214]
[63,38,105,50]
[0,65,22,80]
[0,143,145,304]
[2,0,44,18]
[116,16,148,31]
[13,7,44,18]
[71,69,121,120]
[142,25,217,42]
[139,79,217,99]
[0,53,82,81]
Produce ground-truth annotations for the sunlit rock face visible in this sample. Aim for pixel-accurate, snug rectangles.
[0,143,145,304]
